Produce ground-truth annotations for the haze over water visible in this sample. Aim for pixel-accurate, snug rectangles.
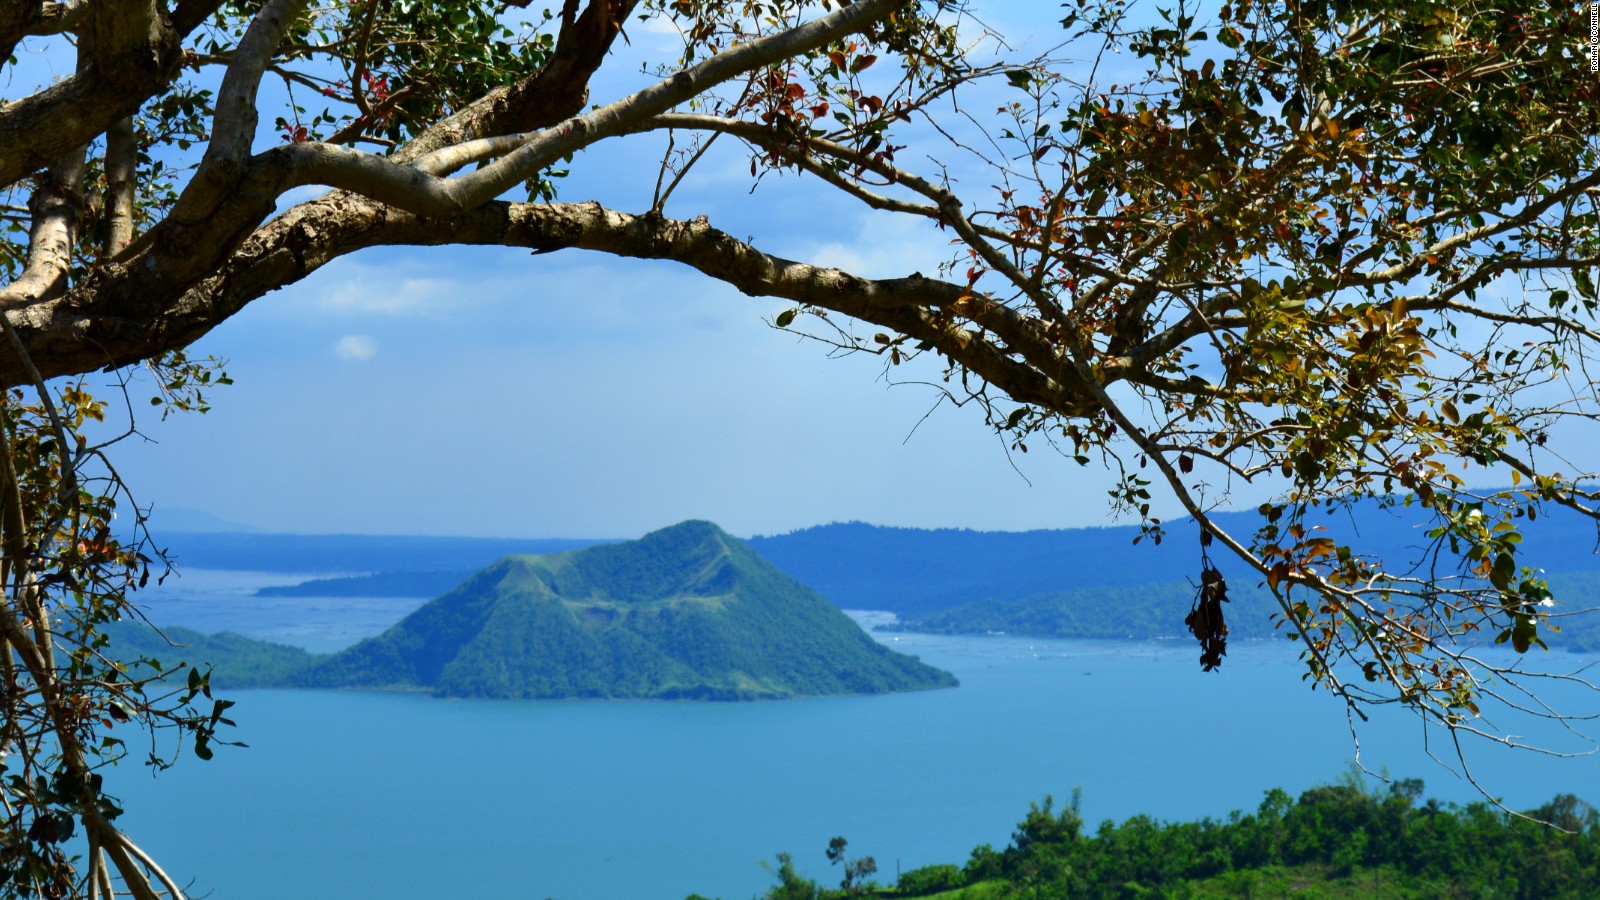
[111,572,1598,899]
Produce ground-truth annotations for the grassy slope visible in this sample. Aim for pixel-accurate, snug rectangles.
[101,620,322,688]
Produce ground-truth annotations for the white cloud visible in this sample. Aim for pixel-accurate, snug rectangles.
[639,13,682,36]
[321,275,468,317]
[333,334,377,360]
[789,212,950,279]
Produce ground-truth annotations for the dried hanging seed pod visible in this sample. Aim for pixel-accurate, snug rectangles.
[1185,567,1230,672]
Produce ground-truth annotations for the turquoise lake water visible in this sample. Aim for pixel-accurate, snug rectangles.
[102,571,1600,899]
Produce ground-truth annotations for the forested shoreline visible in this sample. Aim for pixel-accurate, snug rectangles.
[883,572,1600,655]
[740,778,1599,899]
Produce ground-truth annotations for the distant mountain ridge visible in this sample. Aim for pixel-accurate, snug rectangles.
[291,521,956,699]
[748,501,1600,617]
[255,570,482,599]
[158,498,1600,640]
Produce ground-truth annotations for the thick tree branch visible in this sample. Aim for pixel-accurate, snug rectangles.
[0,152,85,310]
[268,0,909,215]
[171,0,313,223]
[392,0,639,165]
[1,199,1094,420]
[108,0,633,280]
[105,116,137,255]
[0,0,90,51]
[90,0,912,307]
[0,0,222,191]
[469,203,1088,413]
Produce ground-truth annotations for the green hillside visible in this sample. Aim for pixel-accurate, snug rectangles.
[294,520,957,699]
[888,570,1600,653]
[100,620,323,688]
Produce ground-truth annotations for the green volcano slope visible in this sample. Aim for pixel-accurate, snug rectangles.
[294,520,956,699]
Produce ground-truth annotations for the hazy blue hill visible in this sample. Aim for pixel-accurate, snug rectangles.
[254,570,476,598]
[101,621,323,688]
[747,516,1388,617]
[749,522,1169,617]
[1546,570,1600,653]
[294,520,957,699]
[144,507,265,533]
[750,500,1600,618]
[883,579,1279,641]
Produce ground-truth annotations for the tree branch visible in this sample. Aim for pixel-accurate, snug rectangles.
[390,0,638,165]
[105,116,137,255]
[171,0,313,224]
[0,0,219,191]
[0,0,89,63]
[0,151,85,311]
[267,0,912,215]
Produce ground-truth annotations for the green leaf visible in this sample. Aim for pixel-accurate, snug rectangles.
[1574,268,1596,300]
[1511,616,1535,654]
[1489,552,1516,591]
[1005,70,1034,90]
[775,309,797,328]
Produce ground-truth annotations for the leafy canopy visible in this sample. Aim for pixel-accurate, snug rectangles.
[0,0,1598,895]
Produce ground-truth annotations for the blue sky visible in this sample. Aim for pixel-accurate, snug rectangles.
[80,2,1205,539]
[110,241,1134,538]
